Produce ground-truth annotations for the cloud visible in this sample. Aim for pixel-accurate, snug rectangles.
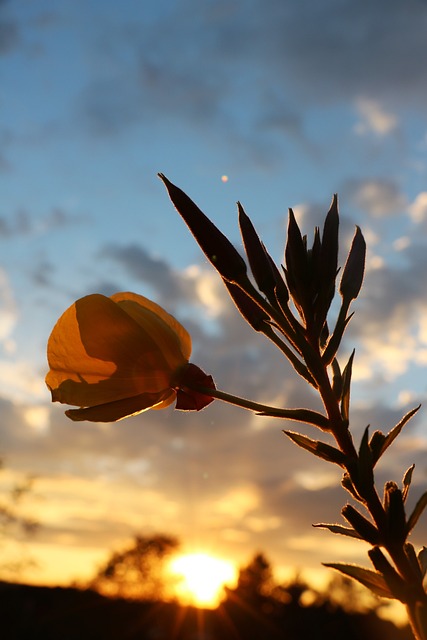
[99,243,195,307]
[353,98,399,136]
[0,207,87,238]
[0,20,19,55]
[408,191,427,224]
[343,178,407,217]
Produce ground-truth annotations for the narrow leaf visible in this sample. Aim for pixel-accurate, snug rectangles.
[340,350,355,422]
[417,547,427,579]
[407,491,427,535]
[323,562,393,599]
[284,208,309,320]
[223,280,270,332]
[357,425,374,495]
[313,522,362,539]
[340,225,366,302]
[159,174,248,285]
[322,305,353,365]
[283,431,346,465]
[369,430,386,467]
[376,405,421,462]
[238,203,278,303]
[342,504,380,545]
[404,543,423,582]
[315,194,339,329]
[402,464,415,502]
[368,547,407,602]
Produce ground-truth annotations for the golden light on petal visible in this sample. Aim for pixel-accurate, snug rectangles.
[169,553,236,608]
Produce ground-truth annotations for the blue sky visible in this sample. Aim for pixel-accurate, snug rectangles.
[2,0,427,599]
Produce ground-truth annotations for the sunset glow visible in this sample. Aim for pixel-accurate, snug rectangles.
[170,553,236,608]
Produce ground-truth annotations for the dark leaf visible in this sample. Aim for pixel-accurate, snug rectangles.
[238,202,278,303]
[341,504,380,545]
[340,226,366,302]
[406,491,427,535]
[374,406,421,463]
[159,174,248,285]
[368,547,407,602]
[313,522,362,539]
[223,280,270,331]
[323,562,393,599]
[402,464,415,502]
[340,350,355,422]
[283,430,346,465]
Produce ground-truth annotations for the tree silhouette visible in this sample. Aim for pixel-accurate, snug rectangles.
[0,458,38,577]
[89,534,179,600]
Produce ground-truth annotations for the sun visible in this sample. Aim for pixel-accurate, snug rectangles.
[169,552,236,608]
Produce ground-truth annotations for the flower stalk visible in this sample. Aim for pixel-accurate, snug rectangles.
[160,175,427,639]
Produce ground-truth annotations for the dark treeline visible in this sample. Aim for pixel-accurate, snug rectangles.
[1,548,413,640]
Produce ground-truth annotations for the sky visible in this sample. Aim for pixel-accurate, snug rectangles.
[2,0,427,605]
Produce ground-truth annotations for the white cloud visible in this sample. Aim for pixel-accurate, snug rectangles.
[346,179,406,217]
[0,268,17,345]
[408,191,427,223]
[354,98,398,136]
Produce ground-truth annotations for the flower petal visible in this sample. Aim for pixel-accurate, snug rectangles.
[111,292,192,365]
[46,294,181,407]
[65,390,175,422]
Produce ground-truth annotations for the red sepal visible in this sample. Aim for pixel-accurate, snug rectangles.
[175,363,216,411]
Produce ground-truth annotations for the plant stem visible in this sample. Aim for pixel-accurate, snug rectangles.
[185,383,329,428]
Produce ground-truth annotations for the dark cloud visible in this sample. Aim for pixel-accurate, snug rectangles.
[76,0,427,143]
[0,20,19,55]
[0,207,87,238]
[99,243,194,306]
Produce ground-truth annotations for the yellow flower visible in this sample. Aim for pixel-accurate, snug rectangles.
[46,292,213,422]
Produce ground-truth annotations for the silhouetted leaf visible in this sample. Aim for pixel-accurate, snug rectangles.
[407,491,427,535]
[159,174,248,285]
[374,406,421,463]
[283,431,346,465]
[340,226,366,302]
[417,547,427,578]
[402,464,415,502]
[313,522,362,539]
[323,562,393,599]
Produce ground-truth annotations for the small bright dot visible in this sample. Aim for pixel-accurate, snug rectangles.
[221,175,229,183]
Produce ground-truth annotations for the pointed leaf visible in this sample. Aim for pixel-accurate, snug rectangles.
[315,195,339,329]
[368,547,407,602]
[159,174,248,285]
[331,357,342,400]
[383,482,406,544]
[223,280,270,332]
[322,304,353,366]
[402,464,415,502]
[407,491,427,535]
[283,430,346,465]
[313,522,362,539]
[357,425,374,495]
[404,543,423,582]
[417,547,427,579]
[323,562,394,599]
[238,202,278,303]
[376,405,421,462]
[369,430,386,467]
[340,350,355,422]
[341,472,363,501]
[284,208,309,320]
[342,504,380,545]
[340,225,366,302]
